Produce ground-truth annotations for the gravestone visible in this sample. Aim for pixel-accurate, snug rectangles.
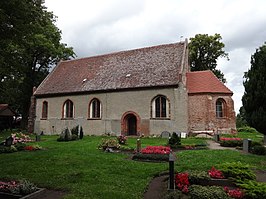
[173,131,181,138]
[181,132,187,138]
[214,134,220,142]
[161,131,171,138]
[35,135,41,142]
[243,139,252,153]
[5,136,13,147]
[169,153,176,190]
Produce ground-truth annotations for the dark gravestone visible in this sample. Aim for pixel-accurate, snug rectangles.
[173,131,181,138]
[36,135,41,142]
[5,136,13,146]
[243,139,252,153]
[214,134,220,142]
[161,131,171,138]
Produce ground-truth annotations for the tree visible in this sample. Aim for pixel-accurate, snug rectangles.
[242,42,266,142]
[236,106,248,128]
[0,0,75,128]
[188,33,229,83]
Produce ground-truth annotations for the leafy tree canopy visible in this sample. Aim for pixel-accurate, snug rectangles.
[242,42,266,135]
[0,0,75,127]
[188,33,229,83]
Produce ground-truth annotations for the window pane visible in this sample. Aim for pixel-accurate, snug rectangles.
[91,99,101,118]
[161,97,166,117]
[155,97,161,117]
[42,102,48,118]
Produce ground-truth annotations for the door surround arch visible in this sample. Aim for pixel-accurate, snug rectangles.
[121,111,141,136]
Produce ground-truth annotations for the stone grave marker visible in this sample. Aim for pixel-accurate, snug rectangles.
[161,131,171,138]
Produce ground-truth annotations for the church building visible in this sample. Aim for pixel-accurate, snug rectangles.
[31,39,236,136]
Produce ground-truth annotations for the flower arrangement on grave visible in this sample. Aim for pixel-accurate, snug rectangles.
[117,135,127,145]
[0,180,37,195]
[141,146,171,154]
[24,145,42,151]
[11,133,32,144]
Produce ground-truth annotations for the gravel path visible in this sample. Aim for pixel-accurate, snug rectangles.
[207,140,237,150]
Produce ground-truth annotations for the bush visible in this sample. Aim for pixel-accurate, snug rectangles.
[237,180,266,199]
[98,138,120,150]
[218,162,256,181]
[79,126,84,139]
[220,138,243,147]
[71,125,79,137]
[251,145,266,155]
[168,132,181,148]
[237,126,259,134]
[189,185,229,199]
[187,170,211,184]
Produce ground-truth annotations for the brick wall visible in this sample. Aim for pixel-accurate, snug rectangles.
[188,93,236,133]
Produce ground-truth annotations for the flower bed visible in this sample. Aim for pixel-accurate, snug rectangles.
[0,180,44,198]
[141,146,171,154]
[132,146,171,162]
[172,167,245,199]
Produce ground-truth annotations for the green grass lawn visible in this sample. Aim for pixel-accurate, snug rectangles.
[0,132,266,199]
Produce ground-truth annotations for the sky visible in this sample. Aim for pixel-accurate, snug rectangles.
[45,0,266,113]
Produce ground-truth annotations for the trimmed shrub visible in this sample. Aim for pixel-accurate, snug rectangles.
[218,162,256,181]
[187,170,211,184]
[237,126,259,133]
[168,132,181,148]
[220,138,243,147]
[238,180,266,199]
[251,145,266,155]
[189,185,229,199]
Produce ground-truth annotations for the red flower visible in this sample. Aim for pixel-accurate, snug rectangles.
[220,137,242,141]
[24,146,34,151]
[208,166,225,179]
[175,173,189,193]
[224,187,244,199]
[141,146,171,154]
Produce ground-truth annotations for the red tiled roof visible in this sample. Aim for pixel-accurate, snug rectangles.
[35,42,187,96]
[186,70,233,94]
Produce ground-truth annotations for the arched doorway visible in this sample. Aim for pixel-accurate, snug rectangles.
[127,114,137,135]
[121,111,141,136]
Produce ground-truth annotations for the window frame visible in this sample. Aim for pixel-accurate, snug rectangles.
[41,101,48,119]
[62,99,74,119]
[216,98,226,118]
[151,95,170,119]
[88,98,101,119]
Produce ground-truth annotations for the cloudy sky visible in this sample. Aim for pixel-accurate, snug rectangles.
[45,0,266,113]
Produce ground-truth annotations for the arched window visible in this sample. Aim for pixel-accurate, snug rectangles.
[63,100,74,119]
[89,98,101,119]
[151,95,170,118]
[216,98,226,118]
[42,101,48,119]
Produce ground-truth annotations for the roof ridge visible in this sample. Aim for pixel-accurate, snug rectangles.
[61,41,185,63]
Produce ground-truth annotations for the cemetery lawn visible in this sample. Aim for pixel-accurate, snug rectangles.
[0,135,266,199]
